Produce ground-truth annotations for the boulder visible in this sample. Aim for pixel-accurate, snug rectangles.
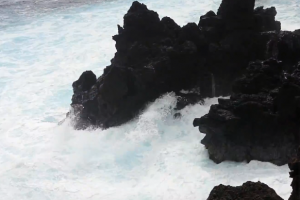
[206,150,300,200]
[207,182,283,200]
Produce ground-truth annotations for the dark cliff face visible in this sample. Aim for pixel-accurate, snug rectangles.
[198,1,281,96]
[71,1,208,129]
[193,58,300,166]
[69,0,286,129]
[193,4,300,165]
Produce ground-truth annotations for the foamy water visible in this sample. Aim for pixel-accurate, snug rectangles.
[0,0,299,199]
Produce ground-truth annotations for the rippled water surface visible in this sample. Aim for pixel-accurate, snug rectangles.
[0,0,299,199]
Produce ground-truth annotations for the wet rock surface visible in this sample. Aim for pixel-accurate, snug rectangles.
[194,59,300,165]
[289,148,300,200]
[69,0,293,129]
[205,150,300,200]
[206,181,283,200]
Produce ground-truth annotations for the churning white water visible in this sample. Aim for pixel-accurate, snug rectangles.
[0,0,299,199]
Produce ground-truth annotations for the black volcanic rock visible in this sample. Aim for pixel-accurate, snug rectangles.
[72,71,97,105]
[254,6,281,32]
[206,150,300,200]
[68,0,298,129]
[267,31,300,68]
[194,59,300,165]
[198,0,282,95]
[70,1,207,128]
[289,148,300,200]
[217,0,255,18]
[206,182,283,200]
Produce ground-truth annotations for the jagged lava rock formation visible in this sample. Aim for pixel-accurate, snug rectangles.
[199,0,281,95]
[70,0,286,129]
[206,182,283,200]
[194,59,300,165]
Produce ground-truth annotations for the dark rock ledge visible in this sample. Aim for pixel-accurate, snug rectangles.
[194,57,300,165]
[194,59,300,166]
[68,0,297,129]
[205,148,300,200]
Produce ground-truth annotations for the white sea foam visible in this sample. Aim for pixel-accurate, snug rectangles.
[0,0,298,199]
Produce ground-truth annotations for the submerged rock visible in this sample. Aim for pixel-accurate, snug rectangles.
[68,0,298,129]
[206,182,283,200]
[194,59,300,165]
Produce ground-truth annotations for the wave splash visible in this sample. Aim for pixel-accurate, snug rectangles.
[0,93,291,199]
[0,0,299,199]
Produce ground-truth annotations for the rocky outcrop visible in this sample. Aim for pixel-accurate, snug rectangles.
[206,182,283,200]
[198,0,281,95]
[70,2,207,129]
[69,0,288,129]
[194,8,300,164]
[194,59,300,165]
[205,149,300,200]
[289,148,300,200]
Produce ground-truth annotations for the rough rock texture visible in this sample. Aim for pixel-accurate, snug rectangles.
[69,0,288,129]
[71,2,207,129]
[194,59,300,165]
[206,181,283,200]
[289,148,300,200]
[198,0,282,95]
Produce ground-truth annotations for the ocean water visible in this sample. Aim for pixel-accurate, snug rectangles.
[0,0,299,199]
